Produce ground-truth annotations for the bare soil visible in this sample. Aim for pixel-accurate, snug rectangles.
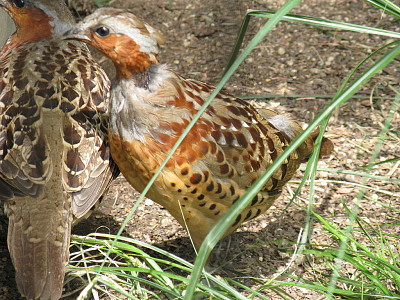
[1,0,399,299]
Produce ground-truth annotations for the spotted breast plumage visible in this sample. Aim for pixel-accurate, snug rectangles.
[0,1,118,299]
[65,8,333,251]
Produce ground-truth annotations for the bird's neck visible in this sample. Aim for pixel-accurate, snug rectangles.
[126,70,153,90]
[0,6,75,56]
[116,63,161,90]
[109,64,176,143]
[115,57,155,82]
[1,10,53,55]
[109,38,155,81]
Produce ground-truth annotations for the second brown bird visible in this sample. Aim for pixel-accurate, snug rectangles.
[65,8,333,250]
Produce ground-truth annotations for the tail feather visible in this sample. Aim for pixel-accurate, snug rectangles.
[263,112,315,161]
[258,109,333,161]
[6,197,72,300]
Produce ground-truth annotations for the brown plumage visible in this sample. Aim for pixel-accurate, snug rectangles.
[0,1,118,299]
[65,8,333,250]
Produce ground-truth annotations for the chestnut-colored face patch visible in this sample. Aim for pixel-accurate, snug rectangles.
[84,32,156,79]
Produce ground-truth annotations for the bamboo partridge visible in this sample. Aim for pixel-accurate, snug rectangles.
[0,1,118,299]
[65,8,333,250]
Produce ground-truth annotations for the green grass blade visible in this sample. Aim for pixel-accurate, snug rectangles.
[309,168,400,183]
[224,11,251,73]
[248,10,400,38]
[363,0,400,18]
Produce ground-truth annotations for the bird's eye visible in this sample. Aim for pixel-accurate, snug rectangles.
[95,26,111,38]
[12,0,25,8]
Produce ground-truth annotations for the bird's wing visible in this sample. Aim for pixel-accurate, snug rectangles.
[0,50,51,200]
[59,42,119,218]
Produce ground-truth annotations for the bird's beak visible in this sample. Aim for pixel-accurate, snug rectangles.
[63,28,91,42]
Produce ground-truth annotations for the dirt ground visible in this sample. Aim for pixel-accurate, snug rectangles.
[0,0,399,299]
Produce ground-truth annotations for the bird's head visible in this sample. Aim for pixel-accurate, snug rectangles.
[0,0,74,48]
[64,8,165,79]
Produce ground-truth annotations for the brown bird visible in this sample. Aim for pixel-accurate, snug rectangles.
[65,8,333,251]
[0,1,118,299]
